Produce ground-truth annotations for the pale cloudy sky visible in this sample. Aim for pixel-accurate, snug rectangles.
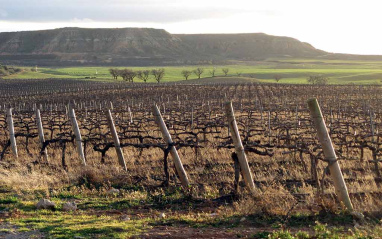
[0,0,381,55]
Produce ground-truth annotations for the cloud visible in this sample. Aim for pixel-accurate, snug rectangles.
[0,9,8,17]
[0,0,249,23]
[70,18,94,23]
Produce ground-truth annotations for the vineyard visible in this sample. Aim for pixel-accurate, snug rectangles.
[0,78,381,238]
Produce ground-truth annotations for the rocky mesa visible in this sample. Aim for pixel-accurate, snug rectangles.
[0,27,336,66]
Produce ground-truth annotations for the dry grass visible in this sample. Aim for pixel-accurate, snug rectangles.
[0,141,381,216]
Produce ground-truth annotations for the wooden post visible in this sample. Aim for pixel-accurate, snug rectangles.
[7,108,18,158]
[225,101,256,194]
[268,111,271,144]
[153,104,190,188]
[307,98,353,211]
[35,109,48,161]
[106,110,127,171]
[68,107,86,166]
[128,106,133,124]
[370,110,375,143]
[65,105,69,119]
[191,107,194,130]
[295,105,299,135]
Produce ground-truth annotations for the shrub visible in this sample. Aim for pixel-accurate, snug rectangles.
[307,75,329,85]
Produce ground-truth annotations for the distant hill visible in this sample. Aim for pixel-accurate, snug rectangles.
[0,27,380,66]
[0,28,188,66]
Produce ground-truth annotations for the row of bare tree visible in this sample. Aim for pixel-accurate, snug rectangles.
[109,68,165,83]
[180,67,231,80]
[109,67,329,84]
[109,67,233,82]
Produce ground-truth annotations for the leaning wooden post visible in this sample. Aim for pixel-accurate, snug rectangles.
[191,107,194,130]
[128,106,133,124]
[35,109,49,161]
[268,111,271,144]
[307,98,353,211]
[369,110,375,143]
[106,109,127,171]
[7,108,18,158]
[225,101,256,194]
[153,104,190,188]
[68,107,86,166]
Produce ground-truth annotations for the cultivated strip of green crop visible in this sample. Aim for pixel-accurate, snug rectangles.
[4,59,382,84]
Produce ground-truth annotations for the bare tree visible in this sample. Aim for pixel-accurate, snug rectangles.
[193,68,204,79]
[209,67,216,77]
[181,70,192,80]
[222,68,229,76]
[127,70,137,83]
[109,68,120,80]
[307,75,329,85]
[151,68,165,83]
[0,64,21,77]
[120,69,129,81]
[274,74,282,83]
[120,69,137,82]
[137,70,150,83]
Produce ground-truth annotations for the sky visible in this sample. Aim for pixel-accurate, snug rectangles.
[0,0,381,55]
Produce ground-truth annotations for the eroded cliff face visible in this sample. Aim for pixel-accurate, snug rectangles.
[0,27,327,65]
[175,33,325,59]
[0,28,185,55]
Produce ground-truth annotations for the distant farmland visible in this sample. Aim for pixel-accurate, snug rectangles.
[4,59,382,85]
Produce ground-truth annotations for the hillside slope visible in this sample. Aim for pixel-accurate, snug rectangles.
[0,27,344,66]
[175,33,325,60]
[0,27,185,55]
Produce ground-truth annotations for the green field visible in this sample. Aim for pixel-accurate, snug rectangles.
[4,59,382,84]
